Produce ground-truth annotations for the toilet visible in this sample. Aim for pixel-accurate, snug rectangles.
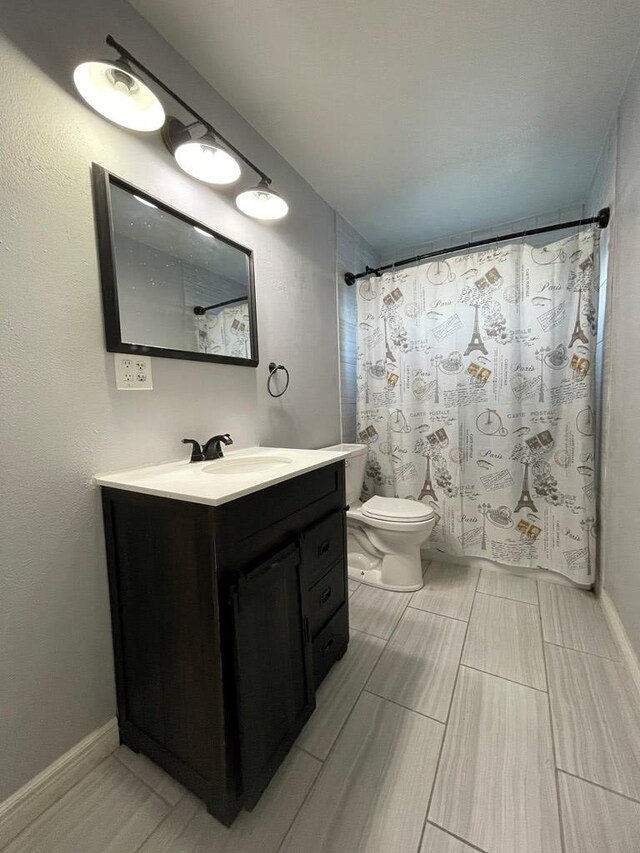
[324,444,435,592]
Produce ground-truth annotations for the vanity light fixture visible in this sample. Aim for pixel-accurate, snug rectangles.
[74,36,289,221]
[235,179,289,221]
[162,117,241,185]
[73,59,165,132]
[133,194,158,208]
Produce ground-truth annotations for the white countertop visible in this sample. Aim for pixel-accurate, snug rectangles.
[94,446,349,507]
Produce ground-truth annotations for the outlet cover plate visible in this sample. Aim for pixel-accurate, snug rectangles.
[114,354,153,390]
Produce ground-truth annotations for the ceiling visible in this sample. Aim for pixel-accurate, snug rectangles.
[131,0,640,255]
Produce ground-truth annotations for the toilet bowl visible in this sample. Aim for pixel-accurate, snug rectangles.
[323,444,435,592]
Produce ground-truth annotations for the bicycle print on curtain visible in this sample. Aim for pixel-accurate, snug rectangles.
[355,228,599,584]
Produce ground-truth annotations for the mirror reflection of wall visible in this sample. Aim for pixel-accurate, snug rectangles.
[107,180,254,361]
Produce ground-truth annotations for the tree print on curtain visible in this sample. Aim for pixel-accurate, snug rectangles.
[356,229,599,583]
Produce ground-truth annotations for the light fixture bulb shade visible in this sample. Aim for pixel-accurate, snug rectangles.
[174,138,241,185]
[235,181,288,220]
[73,60,165,132]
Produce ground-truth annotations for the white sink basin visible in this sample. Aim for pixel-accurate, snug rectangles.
[202,454,294,475]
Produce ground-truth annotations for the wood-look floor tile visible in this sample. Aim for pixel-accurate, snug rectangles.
[139,747,320,853]
[538,583,619,659]
[347,578,359,596]
[477,569,538,604]
[559,772,640,853]
[296,628,385,759]
[282,692,443,853]
[429,667,561,853]
[3,757,168,853]
[348,583,412,639]
[114,745,186,806]
[420,823,477,852]
[461,593,546,690]
[366,607,466,721]
[410,562,479,621]
[545,644,640,800]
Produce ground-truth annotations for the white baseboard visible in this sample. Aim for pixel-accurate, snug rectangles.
[600,589,640,700]
[0,717,119,849]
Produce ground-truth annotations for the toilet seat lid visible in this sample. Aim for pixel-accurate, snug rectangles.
[362,495,434,523]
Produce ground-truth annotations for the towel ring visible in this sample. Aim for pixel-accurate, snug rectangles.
[267,362,290,398]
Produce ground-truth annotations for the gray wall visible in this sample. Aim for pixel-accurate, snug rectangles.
[336,215,379,442]
[0,0,340,800]
[589,43,640,658]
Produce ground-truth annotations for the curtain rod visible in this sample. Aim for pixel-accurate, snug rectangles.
[344,207,610,285]
[193,295,248,315]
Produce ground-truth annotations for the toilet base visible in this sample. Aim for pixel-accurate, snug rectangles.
[347,551,424,593]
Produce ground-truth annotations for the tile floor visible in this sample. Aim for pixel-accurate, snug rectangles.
[4,560,640,853]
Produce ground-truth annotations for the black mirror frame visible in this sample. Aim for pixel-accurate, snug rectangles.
[91,163,259,367]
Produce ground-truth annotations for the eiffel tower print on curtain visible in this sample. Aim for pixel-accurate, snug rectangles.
[514,461,538,513]
[569,289,589,348]
[418,455,437,501]
[464,304,488,356]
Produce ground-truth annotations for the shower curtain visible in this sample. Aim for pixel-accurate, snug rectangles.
[356,228,599,583]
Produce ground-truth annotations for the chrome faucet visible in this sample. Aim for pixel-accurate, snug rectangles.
[182,434,234,463]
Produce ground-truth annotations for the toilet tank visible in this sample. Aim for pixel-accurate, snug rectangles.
[323,444,368,506]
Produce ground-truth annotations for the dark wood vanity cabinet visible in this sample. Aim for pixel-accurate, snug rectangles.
[101,461,347,825]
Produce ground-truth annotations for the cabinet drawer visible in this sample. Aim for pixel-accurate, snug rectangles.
[308,561,346,638]
[218,465,341,545]
[302,511,345,589]
[312,603,349,688]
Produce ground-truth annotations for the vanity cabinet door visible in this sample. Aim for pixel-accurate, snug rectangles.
[231,542,315,808]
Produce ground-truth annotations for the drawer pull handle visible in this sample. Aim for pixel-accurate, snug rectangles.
[320,586,332,604]
[318,540,330,556]
[322,637,334,654]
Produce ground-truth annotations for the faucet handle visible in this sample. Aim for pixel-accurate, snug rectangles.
[182,438,205,463]
[202,434,234,460]
[205,433,233,447]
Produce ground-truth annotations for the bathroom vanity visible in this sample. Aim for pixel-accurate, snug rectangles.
[96,448,348,826]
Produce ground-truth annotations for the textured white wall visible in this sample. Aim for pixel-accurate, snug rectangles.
[591,43,640,658]
[0,0,339,800]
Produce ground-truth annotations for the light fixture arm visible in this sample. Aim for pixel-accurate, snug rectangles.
[105,35,272,185]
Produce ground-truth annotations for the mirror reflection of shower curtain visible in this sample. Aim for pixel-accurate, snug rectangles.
[355,229,599,583]
[196,302,250,358]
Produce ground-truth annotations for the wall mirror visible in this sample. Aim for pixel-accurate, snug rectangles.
[92,164,258,366]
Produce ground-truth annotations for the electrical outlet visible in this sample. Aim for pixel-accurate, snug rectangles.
[114,354,153,390]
